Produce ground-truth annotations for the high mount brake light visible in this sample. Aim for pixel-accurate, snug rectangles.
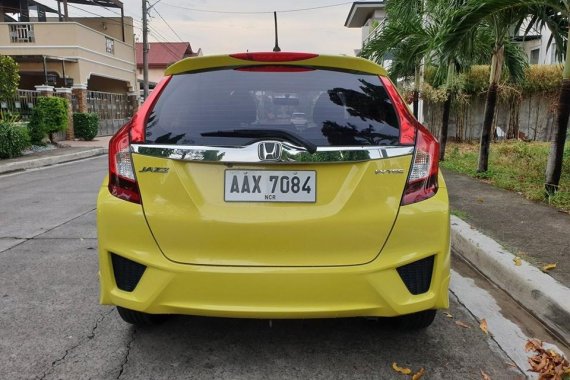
[235,66,315,72]
[379,76,439,205]
[230,52,319,62]
[107,76,172,204]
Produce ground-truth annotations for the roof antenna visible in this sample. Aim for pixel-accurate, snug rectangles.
[273,11,281,52]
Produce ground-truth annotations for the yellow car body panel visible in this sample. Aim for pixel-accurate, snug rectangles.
[131,153,413,267]
[97,174,449,318]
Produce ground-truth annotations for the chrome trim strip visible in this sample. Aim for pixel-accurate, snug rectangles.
[131,142,414,164]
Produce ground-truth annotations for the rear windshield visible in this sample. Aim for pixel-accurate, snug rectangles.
[145,67,400,147]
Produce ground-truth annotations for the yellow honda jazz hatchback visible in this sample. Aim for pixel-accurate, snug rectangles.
[97,52,450,328]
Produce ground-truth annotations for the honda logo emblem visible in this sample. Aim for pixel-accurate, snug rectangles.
[258,142,282,161]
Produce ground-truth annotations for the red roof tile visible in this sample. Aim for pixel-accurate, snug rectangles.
[135,42,198,68]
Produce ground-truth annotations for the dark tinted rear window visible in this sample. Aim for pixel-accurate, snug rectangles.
[145,67,400,147]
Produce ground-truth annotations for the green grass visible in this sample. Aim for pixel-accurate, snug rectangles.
[450,209,469,219]
[441,141,570,213]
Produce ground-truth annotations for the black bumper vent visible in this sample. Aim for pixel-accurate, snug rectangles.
[111,253,146,292]
[397,256,434,295]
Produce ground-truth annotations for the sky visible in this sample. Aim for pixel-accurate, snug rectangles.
[38,0,363,56]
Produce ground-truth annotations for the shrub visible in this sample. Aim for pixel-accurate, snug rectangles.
[421,64,564,103]
[28,96,68,144]
[73,113,99,141]
[0,55,20,102]
[0,121,30,159]
[27,114,46,145]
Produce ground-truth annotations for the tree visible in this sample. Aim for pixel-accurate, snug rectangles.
[0,55,20,103]
[533,1,570,195]
[361,0,496,160]
[438,2,530,172]
[360,0,429,119]
[438,0,568,189]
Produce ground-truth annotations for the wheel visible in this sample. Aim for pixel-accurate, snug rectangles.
[116,306,168,326]
[392,310,436,330]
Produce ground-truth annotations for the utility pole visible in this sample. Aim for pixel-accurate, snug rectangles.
[142,0,149,100]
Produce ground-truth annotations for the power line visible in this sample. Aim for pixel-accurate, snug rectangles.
[61,2,142,32]
[148,26,186,58]
[153,7,183,42]
[160,1,353,15]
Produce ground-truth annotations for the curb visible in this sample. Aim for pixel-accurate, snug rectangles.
[450,215,570,346]
[0,148,107,175]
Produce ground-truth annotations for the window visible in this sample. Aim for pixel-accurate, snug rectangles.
[106,37,115,54]
[146,68,401,147]
[9,24,35,43]
[530,48,540,65]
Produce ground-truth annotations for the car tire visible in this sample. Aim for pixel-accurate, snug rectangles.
[392,310,436,330]
[116,306,168,326]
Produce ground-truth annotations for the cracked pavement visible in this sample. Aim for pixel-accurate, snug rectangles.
[2,155,561,379]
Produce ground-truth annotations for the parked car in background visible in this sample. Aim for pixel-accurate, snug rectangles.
[97,52,450,328]
[290,112,308,127]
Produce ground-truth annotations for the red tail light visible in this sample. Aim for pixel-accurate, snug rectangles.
[378,76,439,205]
[380,76,416,145]
[230,52,319,62]
[401,125,440,205]
[108,122,141,204]
[107,76,172,204]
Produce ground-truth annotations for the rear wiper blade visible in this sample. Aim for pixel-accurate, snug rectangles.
[201,129,317,154]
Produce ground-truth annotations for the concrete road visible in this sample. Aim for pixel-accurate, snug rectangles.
[0,157,563,379]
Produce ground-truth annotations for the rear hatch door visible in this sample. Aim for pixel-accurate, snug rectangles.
[133,66,413,266]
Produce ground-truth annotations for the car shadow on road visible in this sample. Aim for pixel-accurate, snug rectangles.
[117,310,523,379]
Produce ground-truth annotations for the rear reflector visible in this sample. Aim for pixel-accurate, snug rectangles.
[397,256,434,295]
[230,52,319,62]
[111,253,146,292]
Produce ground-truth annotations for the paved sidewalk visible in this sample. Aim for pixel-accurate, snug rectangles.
[444,169,570,345]
[0,136,110,175]
[57,135,111,149]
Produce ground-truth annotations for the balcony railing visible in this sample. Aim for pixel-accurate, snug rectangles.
[0,22,134,63]
[362,19,386,48]
[9,24,35,43]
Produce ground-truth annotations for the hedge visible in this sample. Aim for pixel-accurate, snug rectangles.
[73,113,99,141]
[0,121,30,159]
[419,64,564,103]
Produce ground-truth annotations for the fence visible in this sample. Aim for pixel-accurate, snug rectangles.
[82,90,133,136]
[2,89,134,138]
[422,91,559,143]
[0,90,40,120]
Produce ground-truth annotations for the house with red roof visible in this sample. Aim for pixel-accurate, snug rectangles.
[135,42,202,90]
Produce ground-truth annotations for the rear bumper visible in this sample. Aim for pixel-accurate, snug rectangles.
[97,181,450,318]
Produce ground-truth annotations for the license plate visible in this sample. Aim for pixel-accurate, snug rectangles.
[224,170,316,203]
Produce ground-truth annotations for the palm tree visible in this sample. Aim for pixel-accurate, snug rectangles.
[438,3,530,172]
[437,0,568,191]
[360,0,428,119]
[361,0,512,161]
[533,2,570,194]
